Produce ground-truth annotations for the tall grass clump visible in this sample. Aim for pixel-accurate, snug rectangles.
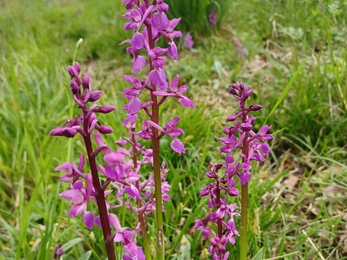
[165,0,229,35]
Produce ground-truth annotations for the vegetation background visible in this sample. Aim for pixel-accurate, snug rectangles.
[0,0,346,259]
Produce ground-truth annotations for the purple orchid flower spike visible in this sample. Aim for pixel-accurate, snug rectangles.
[195,81,272,259]
[119,1,193,258]
[51,62,120,259]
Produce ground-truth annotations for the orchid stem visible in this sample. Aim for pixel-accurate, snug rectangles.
[240,183,248,260]
[240,121,249,260]
[146,9,165,260]
[131,131,152,260]
[83,110,116,260]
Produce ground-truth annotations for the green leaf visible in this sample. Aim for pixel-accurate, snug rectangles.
[61,238,84,252]
[252,247,264,260]
[78,250,92,260]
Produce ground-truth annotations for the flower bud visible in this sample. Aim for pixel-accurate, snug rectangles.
[82,74,90,89]
[226,114,239,122]
[98,105,116,114]
[62,127,78,138]
[210,237,217,247]
[115,140,127,146]
[229,87,238,96]
[215,163,223,170]
[249,104,262,111]
[67,66,79,79]
[74,62,81,74]
[200,186,210,196]
[227,187,239,196]
[243,87,251,99]
[96,125,114,134]
[219,245,226,253]
[88,91,102,102]
[241,122,252,132]
[205,171,214,178]
[70,80,79,94]
[202,227,210,237]
[50,127,64,136]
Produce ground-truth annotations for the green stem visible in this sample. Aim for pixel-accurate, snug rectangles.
[240,182,248,260]
[131,131,152,260]
[145,3,164,258]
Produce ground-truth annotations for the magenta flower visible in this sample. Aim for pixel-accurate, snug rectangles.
[55,155,85,183]
[54,245,64,258]
[147,118,186,153]
[209,9,217,26]
[122,0,139,10]
[122,247,146,260]
[59,174,95,229]
[184,32,194,50]
[153,75,195,108]
[234,38,248,57]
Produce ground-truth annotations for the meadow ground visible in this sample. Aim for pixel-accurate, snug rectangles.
[0,0,347,259]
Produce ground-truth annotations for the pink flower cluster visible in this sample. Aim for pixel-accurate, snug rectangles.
[51,0,195,259]
[195,82,273,259]
[120,0,194,154]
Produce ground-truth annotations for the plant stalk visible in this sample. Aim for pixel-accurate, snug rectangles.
[131,131,152,260]
[240,117,249,260]
[216,180,222,238]
[83,110,116,260]
[240,182,248,260]
[146,10,164,259]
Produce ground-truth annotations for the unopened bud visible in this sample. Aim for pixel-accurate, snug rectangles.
[249,104,262,111]
[70,80,79,94]
[74,62,81,74]
[88,91,102,102]
[98,105,116,114]
[226,114,239,122]
[96,125,113,134]
[243,87,251,99]
[75,38,83,49]
[241,122,252,132]
[67,66,79,78]
[82,74,90,89]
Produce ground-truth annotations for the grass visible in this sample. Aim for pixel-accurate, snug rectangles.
[0,0,347,259]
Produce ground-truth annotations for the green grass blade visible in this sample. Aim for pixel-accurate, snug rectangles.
[15,171,45,259]
[263,59,306,125]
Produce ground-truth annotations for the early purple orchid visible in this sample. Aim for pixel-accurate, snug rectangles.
[209,9,217,27]
[195,82,272,259]
[184,32,194,50]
